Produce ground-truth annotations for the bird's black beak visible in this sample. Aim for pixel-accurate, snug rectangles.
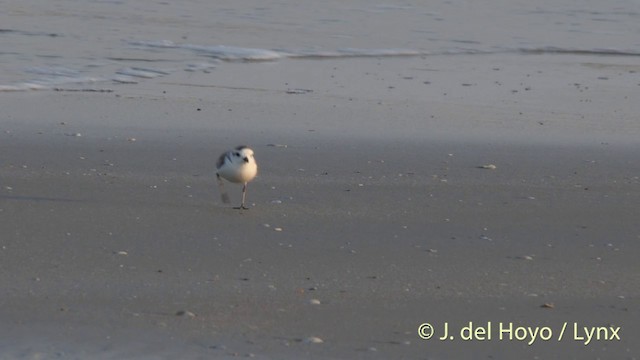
[243,157,249,163]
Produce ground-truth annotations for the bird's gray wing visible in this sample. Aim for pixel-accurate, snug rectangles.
[216,151,230,170]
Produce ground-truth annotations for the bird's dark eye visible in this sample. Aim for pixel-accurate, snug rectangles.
[234,152,240,157]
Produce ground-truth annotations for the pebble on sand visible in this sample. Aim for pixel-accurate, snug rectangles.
[308,299,321,305]
[478,164,497,170]
[541,303,555,309]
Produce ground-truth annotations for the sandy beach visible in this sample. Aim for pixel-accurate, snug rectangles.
[1,1,640,359]
[2,51,639,359]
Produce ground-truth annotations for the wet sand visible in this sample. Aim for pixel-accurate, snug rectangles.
[1,53,639,359]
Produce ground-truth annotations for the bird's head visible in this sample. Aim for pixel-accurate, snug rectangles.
[233,146,255,164]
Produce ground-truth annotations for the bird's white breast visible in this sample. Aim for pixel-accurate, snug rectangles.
[219,161,257,183]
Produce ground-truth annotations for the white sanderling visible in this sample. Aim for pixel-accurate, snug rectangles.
[216,146,258,209]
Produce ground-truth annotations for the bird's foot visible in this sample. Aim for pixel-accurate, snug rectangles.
[233,205,250,210]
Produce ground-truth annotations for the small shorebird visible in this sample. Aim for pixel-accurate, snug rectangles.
[216,146,258,209]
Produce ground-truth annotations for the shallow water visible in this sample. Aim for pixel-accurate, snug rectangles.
[1,0,638,90]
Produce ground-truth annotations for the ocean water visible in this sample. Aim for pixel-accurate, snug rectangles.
[1,0,638,91]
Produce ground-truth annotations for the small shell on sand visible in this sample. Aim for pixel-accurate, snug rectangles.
[478,164,497,170]
[304,336,324,344]
[541,303,555,309]
[308,299,321,305]
[175,310,196,317]
[286,88,313,94]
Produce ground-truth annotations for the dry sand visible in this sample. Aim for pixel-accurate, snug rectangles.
[1,53,639,359]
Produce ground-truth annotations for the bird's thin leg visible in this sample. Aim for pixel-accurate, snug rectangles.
[235,182,249,210]
[216,174,230,204]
